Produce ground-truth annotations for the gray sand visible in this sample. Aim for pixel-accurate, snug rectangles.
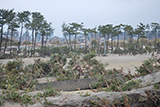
[0,54,154,74]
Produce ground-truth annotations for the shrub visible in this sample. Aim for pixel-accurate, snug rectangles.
[50,53,67,66]
[154,83,160,89]
[121,80,141,91]
[43,86,60,97]
[135,58,157,76]
[113,48,123,54]
[145,46,152,54]
[83,52,96,61]
[110,84,119,91]
[36,46,70,56]
[0,63,5,74]
[5,58,23,74]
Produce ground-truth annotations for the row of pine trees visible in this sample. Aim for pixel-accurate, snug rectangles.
[0,9,54,55]
[0,8,160,56]
[62,22,160,55]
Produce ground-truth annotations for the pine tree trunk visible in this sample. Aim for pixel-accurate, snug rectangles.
[107,34,109,52]
[75,34,77,49]
[28,33,30,56]
[42,35,44,48]
[34,31,37,53]
[31,29,34,55]
[25,28,28,56]
[123,32,126,50]
[25,33,27,55]
[18,23,23,55]
[0,25,3,53]
[10,30,13,55]
[69,34,72,50]
[117,35,119,49]
[129,34,134,48]
[142,38,143,49]
[141,38,144,54]
[104,35,106,55]
[136,35,139,50]
[98,33,100,56]
[129,35,132,46]
[111,34,113,53]
[45,36,48,47]
[155,30,157,51]
[85,35,87,54]
[91,33,93,49]
[64,35,69,47]
[4,28,9,54]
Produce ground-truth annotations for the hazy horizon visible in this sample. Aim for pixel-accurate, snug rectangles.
[1,0,160,38]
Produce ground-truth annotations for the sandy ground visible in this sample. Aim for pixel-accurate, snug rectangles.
[0,57,51,65]
[95,53,154,74]
[0,54,154,74]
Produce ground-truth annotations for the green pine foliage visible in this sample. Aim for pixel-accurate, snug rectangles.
[121,80,141,91]
[135,58,158,76]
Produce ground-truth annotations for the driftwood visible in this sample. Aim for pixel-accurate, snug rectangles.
[36,74,124,91]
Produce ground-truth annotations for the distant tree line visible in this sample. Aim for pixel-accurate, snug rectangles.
[1,8,160,58]
[62,22,160,55]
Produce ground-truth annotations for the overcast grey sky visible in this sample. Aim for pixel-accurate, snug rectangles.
[1,0,160,37]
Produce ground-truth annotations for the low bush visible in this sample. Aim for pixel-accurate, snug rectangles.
[135,58,158,76]
[5,58,23,74]
[121,80,141,91]
[145,46,152,54]
[113,48,124,54]
[83,52,96,60]
[36,46,70,56]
